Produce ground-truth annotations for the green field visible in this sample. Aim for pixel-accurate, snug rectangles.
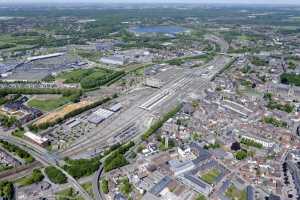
[77,49,103,62]
[200,169,221,184]
[56,67,122,89]
[27,96,70,112]
[56,68,111,83]
[0,34,41,50]
[81,182,94,198]
[225,185,247,200]
[11,128,25,138]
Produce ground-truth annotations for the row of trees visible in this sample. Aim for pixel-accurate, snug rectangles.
[0,88,82,97]
[263,116,287,128]
[240,138,263,149]
[141,104,182,140]
[29,97,111,131]
[0,140,34,164]
[103,141,135,172]
[264,93,294,113]
[212,57,238,81]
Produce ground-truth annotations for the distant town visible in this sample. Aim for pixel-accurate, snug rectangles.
[0,2,299,200]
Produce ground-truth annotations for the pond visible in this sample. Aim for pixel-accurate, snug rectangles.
[130,26,187,34]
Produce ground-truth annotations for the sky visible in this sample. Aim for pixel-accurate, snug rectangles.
[1,0,300,5]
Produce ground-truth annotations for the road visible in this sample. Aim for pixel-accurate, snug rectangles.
[0,135,93,200]
[92,165,105,200]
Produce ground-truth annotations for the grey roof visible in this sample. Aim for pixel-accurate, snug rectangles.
[218,180,231,194]
[169,159,195,175]
[142,192,160,200]
[169,159,194,169]
[114,193,127,200]
[269,194,281,200]
[149,176,172,196]
[87,114,105,124]
[184,173,209,189]
[190,142,211,164]
[247,185,255,200]
[110,103,122,112]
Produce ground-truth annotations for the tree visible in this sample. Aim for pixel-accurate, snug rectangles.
[195,194,206,200]
[104,153,128,172]
[120,177,132,196]
[137,144,145,153]
[45,166,67,184]
[191,132,201,141]
[20,169,44,186]
[0,181,14,200]
[235,150,247,160]
[62,156,101,179]
[101,179,109,194]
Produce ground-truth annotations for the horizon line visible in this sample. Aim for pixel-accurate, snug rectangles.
[1,2,300,6]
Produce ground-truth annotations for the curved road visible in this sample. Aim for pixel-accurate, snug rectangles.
[0,135,93,200]
[92,165,105,200]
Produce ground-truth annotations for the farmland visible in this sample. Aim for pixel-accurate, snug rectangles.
[33,100,93,127]
[27,95,70,112]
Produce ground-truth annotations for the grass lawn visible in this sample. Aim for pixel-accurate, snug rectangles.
[27,97,70,112]
[55,188,84,200]
[131,64,147,76]
[0,34,41,50]
[81,182,94,198]
[56,68,111,84]
[15,176,31,187]
[11,129,25,138]
[77,49,103,62]
[56,69,93,83]
[15,169,44,187]
[200,169,221,184]
[225,185,247,200]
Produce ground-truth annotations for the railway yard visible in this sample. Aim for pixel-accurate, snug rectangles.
[1,3,300,200]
